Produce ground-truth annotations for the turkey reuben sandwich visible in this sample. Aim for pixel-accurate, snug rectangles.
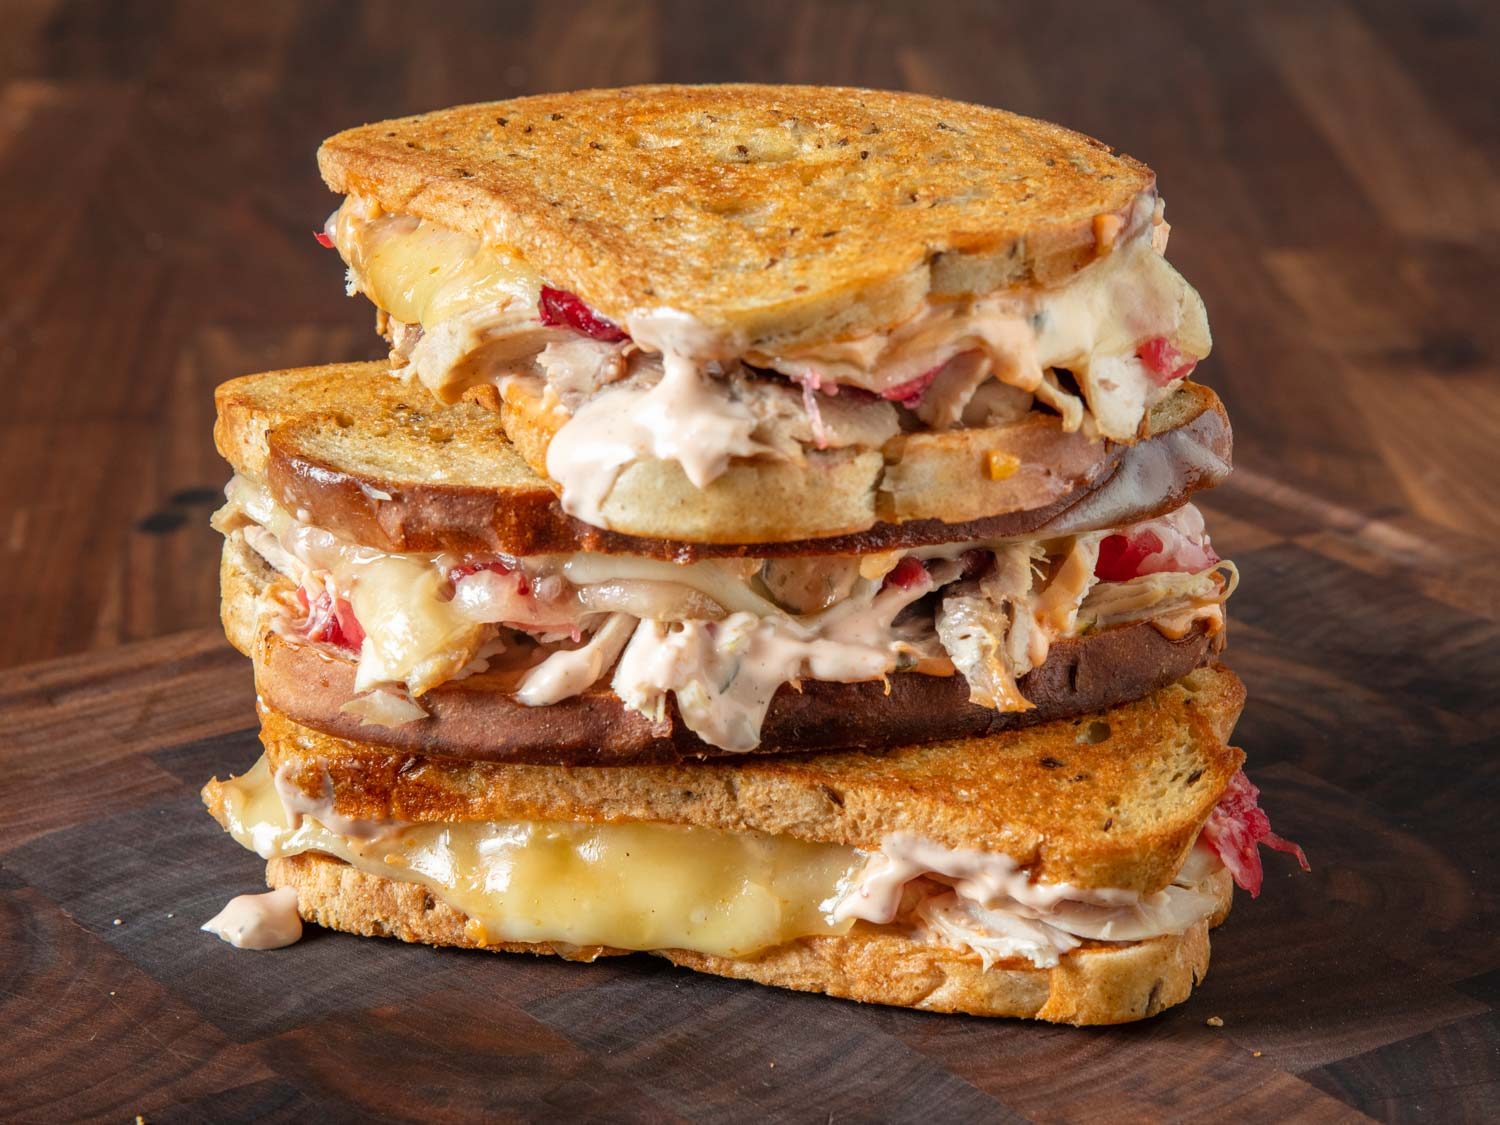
[200,86,1305,1024]
[316,85,1217,542]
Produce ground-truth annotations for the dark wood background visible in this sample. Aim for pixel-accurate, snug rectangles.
[1,2,1496,1121]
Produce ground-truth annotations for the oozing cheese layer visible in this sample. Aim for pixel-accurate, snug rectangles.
[217,758,861,958]
[213,756,1225,967]
[333,200,544,328]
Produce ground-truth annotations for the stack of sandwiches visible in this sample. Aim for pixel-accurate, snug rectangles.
[201,85,1305,1024]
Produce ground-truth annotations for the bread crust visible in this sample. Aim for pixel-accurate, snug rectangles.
[317,86,1155,351]
[216,362,1231,559]
[267,852,1231,1024]
[241,665,1247,893]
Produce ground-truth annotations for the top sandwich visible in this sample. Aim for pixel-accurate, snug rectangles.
[318,85,1212,542]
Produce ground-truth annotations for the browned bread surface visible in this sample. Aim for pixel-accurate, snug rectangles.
[318,86,1156,350]
[216,362,1230,558]
[239,665,1248,893]
[222,529,1222,764]
[268,852,1230,1024]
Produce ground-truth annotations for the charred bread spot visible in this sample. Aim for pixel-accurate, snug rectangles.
[1079,720,1112,745]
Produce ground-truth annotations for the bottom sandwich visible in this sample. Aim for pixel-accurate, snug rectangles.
[202,665,1305,1025]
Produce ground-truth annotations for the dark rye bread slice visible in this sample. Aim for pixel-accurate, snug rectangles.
[215,363,1231,560]
[230,664,1248,893]
[265,850,1232,1024]
[318,86,1156,352]
[222,532,1223,765]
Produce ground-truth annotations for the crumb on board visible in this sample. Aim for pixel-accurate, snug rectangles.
[1206,1016,1225,1028]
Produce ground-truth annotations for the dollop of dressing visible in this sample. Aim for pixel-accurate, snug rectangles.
[201,886,303,950]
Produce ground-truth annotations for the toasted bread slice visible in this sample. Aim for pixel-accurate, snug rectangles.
[221,530,1222,764]
[215,362,1231,557]
[242,665,1246,894]
[267,850,1231,1024]
[318,86,1155,353]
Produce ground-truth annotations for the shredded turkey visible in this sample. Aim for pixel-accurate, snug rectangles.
[1077,563,1238,638]
[216,474,1236,750]
[833,834,1224,969]
[935,542,1044,711]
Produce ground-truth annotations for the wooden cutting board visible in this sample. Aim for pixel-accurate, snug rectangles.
[2,470,1496,1123]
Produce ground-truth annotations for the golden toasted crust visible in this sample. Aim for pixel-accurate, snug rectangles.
[216,362,1231,558]
[270,853,623,964]
[219,531,273,657]
[268,852,1230,1024]
[222,529,1223,764]
[318,86,1156,350]
[246,665,1247,894]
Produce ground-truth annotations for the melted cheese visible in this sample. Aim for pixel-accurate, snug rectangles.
[215,758,862,958]
[212,758,1221,969]
[346,554,483,695]
[333,199,543,329]
[757,234,1211,443]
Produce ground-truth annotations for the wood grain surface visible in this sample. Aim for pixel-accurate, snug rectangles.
[0,1,1496,1122]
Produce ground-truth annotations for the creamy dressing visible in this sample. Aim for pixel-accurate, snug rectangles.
[201,887,303,950]
[610,565,944,751]
[515,613,635,705]
[543,353,773,525]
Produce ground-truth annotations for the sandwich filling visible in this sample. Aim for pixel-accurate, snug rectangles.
[215,477,1235,751]
[208,756,1298,967]
[323,195,1210,527]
